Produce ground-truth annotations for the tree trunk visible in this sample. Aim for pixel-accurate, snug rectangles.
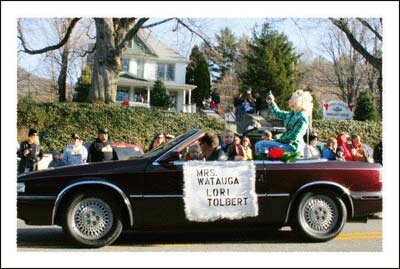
[57,47,69,102]
[377,73,382,118]
[89,18,121,103]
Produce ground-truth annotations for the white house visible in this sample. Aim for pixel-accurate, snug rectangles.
[88,29,197,113]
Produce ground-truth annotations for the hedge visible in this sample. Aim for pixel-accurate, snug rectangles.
[17,99,225,153]
[312,119,382,149]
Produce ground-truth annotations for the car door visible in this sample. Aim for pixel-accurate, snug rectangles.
[142,155,270,229]
[262,161,297,224]
[141,157,189,229]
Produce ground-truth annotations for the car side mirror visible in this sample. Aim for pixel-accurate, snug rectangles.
[159,151,180,164]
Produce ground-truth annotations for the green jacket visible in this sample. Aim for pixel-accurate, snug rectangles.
[269,102,309,153]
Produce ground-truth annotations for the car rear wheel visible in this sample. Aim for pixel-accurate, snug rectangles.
[62,191,123,248]
[291,190,347,242]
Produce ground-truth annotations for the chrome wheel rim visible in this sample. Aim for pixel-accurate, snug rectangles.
[303,195,338,234]
[71,198,113,240]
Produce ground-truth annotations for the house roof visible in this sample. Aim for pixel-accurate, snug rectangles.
[137,29,189,63]
[118,72,197,91]
[120,72,149,82]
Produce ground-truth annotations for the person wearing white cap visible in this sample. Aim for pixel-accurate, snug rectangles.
[62,133,88,165]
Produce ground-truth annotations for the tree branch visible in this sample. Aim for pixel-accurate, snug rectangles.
[356,18,382,41]
[18,18,81,55]
[116,18,149,53]
[175,18,215,52]
[141,18,175,28]
[79,43,97,57]
[329,18,381,72]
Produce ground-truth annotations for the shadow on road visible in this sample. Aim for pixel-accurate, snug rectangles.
[17,226,304,249]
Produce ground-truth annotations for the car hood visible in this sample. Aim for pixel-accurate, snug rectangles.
[17,158,149,182]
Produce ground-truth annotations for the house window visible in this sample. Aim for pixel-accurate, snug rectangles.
[157,63,175,81]
[157,64,165,80]
[137,59,144,78]
[167,64,175,81]
[122,59,129,72]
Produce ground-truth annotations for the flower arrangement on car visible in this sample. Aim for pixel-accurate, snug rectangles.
[254,147,300,163]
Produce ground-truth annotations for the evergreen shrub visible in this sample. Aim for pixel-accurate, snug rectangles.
[17,99,224,152]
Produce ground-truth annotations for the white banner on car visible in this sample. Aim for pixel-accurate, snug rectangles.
[183,161,258,222]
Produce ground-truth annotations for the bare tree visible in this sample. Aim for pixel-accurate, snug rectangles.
[18,18,95,102]
[18,18,213,104]
[317,23,366,104]
[329,18,382,115]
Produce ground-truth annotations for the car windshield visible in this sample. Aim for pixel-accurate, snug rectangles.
[142,129,199,159]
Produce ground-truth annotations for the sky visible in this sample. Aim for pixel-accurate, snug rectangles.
[148,17,329,56]
[3,1,399,268]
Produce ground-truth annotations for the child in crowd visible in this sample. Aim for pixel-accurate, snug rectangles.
[48,150,65,168]
[241,136,253,160]
[221,129,235,153]
[322,138,337,160]
[336,146,346,161]
[185,143,204,161]
[234,134,241,145]
[221,129,244,160]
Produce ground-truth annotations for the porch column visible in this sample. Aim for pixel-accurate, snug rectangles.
[183,89,186,112]
[129,87,134,102]
[147,86,150,103]
[188,89,191,104]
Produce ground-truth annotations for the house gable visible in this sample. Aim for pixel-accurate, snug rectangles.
[127,35,157,57]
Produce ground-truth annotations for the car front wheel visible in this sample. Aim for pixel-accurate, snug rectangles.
[291,190,347,242]
[62,191,123,248]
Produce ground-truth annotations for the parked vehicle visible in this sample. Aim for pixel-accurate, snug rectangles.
[111,142,144,160]
[17,129,382,247]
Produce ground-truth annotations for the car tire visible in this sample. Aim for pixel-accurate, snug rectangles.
[291,190,347,242]
[62,191,123,248]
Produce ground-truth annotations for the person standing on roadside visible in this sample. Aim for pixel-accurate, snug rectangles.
[17,128,43,174]
[88,128,117,162]
[211,88,220,112]
[149,132,167,150]
[373,140,383,165]
[48,150,65,168]
[62,133,88,165]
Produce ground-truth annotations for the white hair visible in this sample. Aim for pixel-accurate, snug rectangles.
[291,90,313,114]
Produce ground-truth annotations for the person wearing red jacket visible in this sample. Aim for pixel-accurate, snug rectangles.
[336,133,353,161]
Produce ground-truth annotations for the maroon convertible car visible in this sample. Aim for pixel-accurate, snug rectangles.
[17,129,382,247]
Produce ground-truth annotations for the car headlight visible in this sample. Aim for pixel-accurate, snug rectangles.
[17,183,25,193]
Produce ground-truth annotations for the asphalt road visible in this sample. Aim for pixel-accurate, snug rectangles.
[17,216,382,252]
